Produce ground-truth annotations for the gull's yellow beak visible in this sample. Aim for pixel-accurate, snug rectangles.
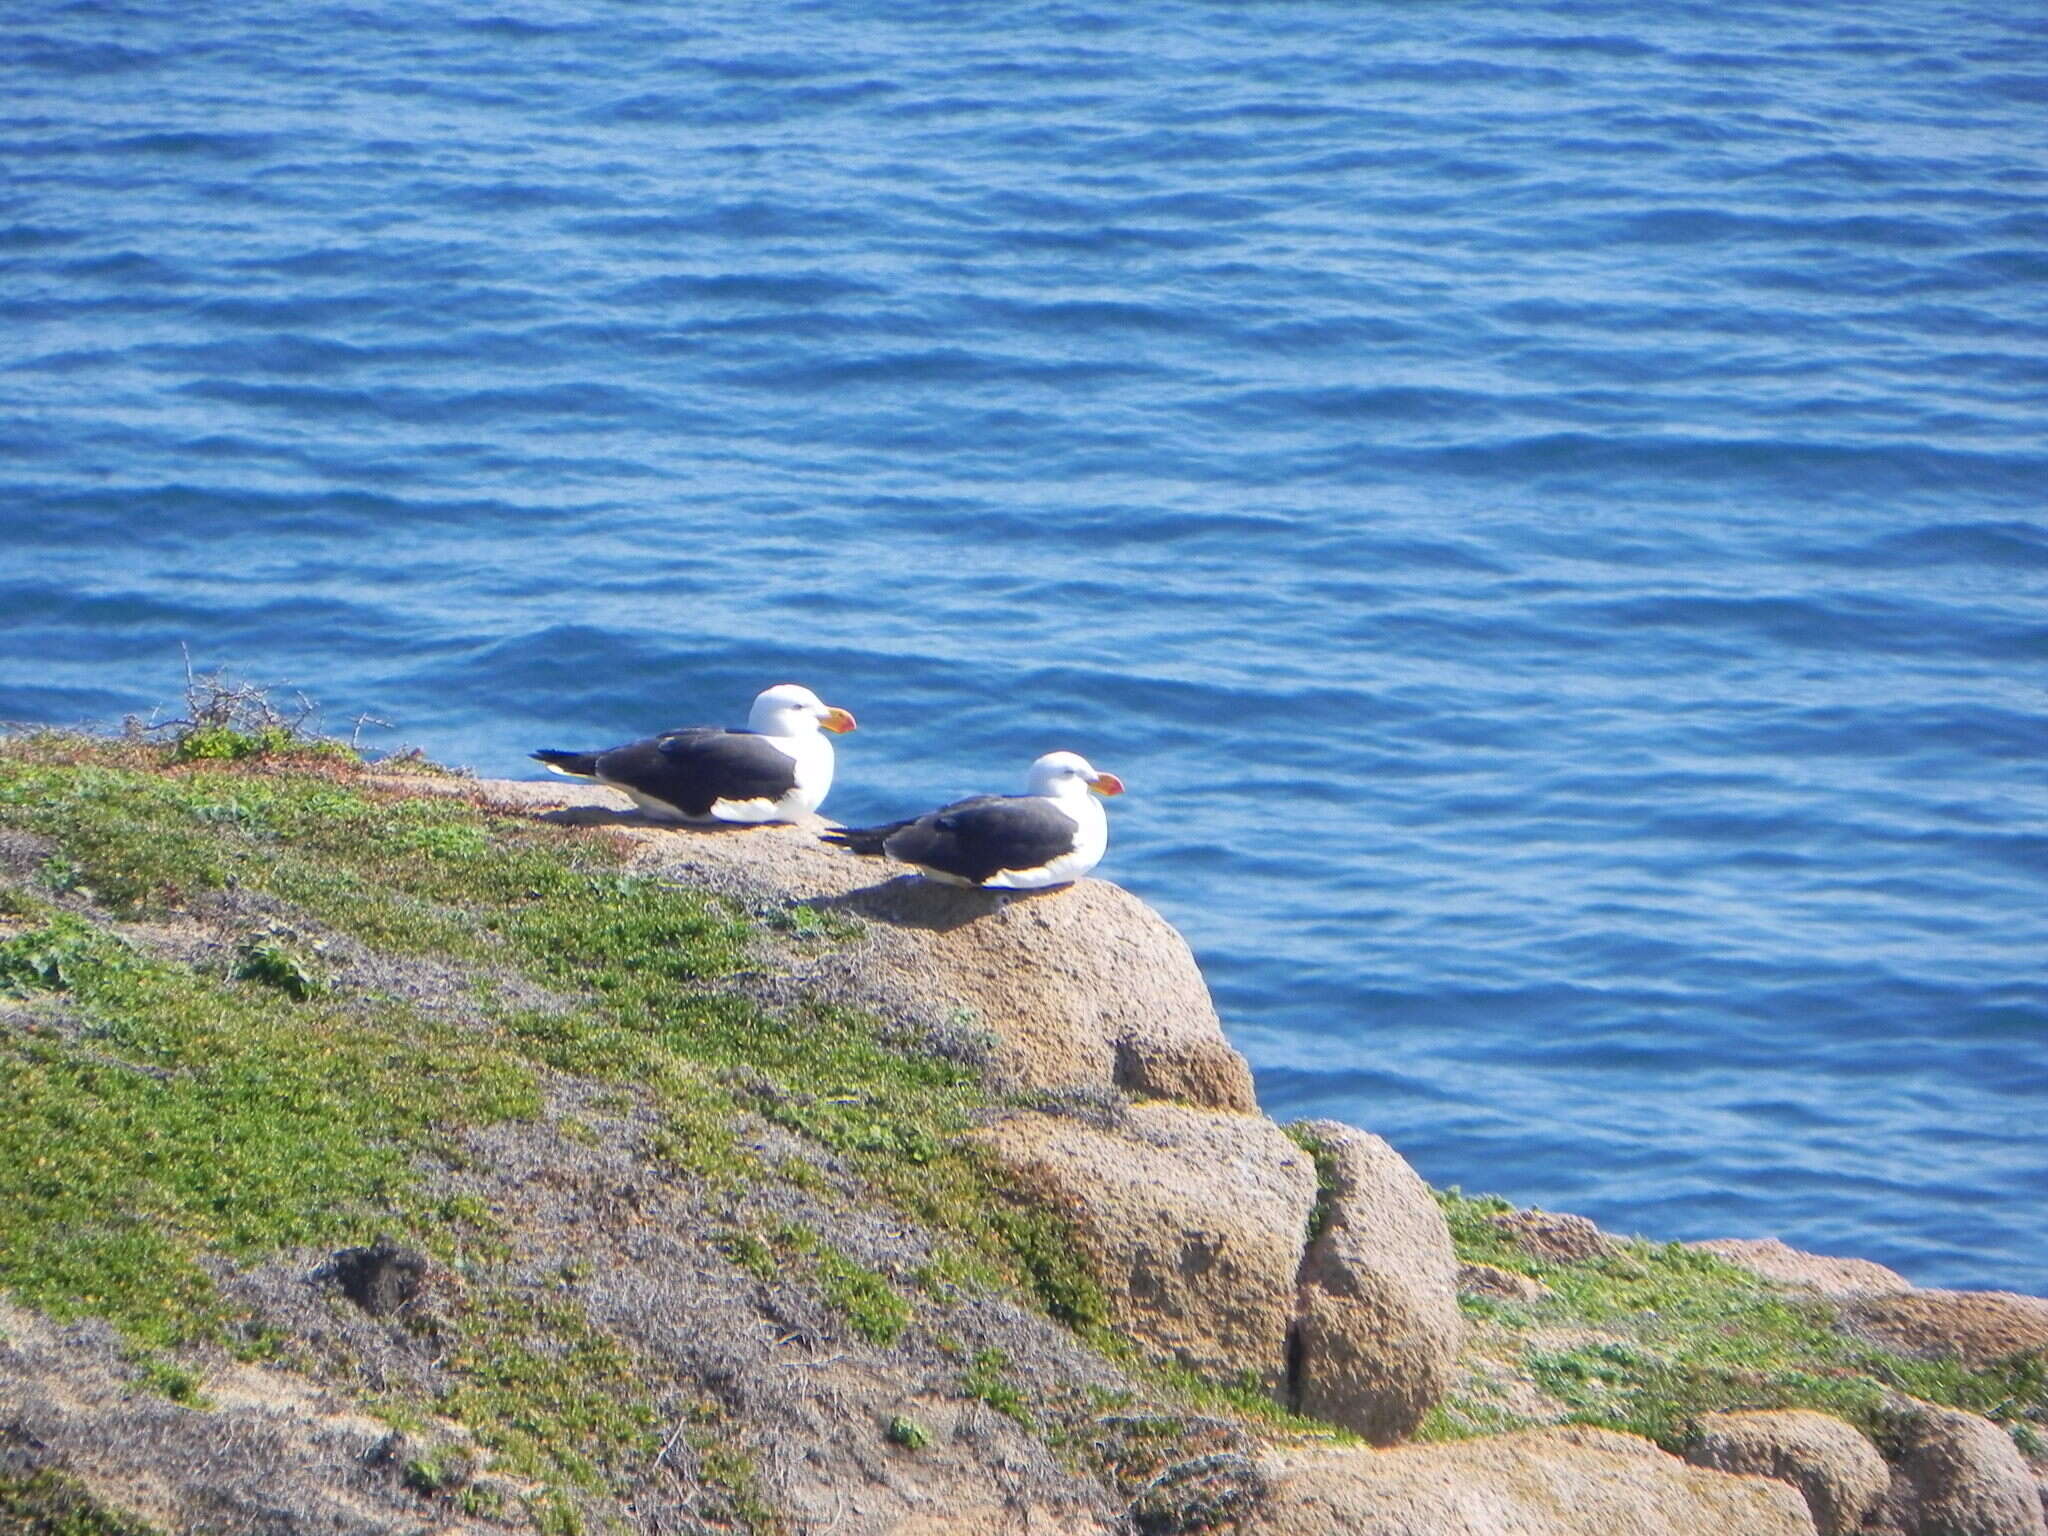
[819,706,858,734]
[1089,772,1125,797]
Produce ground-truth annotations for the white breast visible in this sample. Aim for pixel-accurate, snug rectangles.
[982,793,1106,889]
[707,730,834,823]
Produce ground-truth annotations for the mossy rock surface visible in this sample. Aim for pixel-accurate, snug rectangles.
[1427,1188,2048,1461]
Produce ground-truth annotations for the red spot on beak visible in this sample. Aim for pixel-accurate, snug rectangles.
[820,707,857,734]
[1090,772,1125,796]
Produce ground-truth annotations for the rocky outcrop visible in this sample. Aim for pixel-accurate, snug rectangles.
[1689,1237,1911,1298]
[1487,1208,1617,1265]
[411,775,1473,1433]
[1289,1120,1462,1444]
[395,777,1257,1113]
[1843,1289,2048,1367]
[1458,1261,1550,1301]
[356,768,2043,1527]
[1247,1426,1817,1535]
[1873,1401,2047,1536]
[976,1104,1316,1391]
[1683,1410,1888,1536]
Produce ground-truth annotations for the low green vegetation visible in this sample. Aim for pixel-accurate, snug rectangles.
[1430,1189,2048,1452]
[753,1221,915,1346]
[0,896,533,1352]
[8,723,2039,1533]
[961,1346,1034,1426]
[0,729,1131,1529]
[885,1414,929,1450]
[0,1468,165,1536]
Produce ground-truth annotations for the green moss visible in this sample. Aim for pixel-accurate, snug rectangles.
[885,1415,929,1450]
[437,1291,659,1494]
[171,724,301,764]
[0,1469,164,1536]
[962,1347,1033,1426]
[229,937,326,999]
[815,1248,913,1347]
[1283,1122,1340,1248]
[0,899,535,1350]
[1432,1188,2048,1450]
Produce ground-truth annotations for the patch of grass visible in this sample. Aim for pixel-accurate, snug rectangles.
[0,739,1113,1343]
[230,936,326,999]
[815,1247,913,1347]
[1124,1353,1344,1441]
[132,1351,207,1406]
[0,898,535,1351]
[692,1441,780,1535]
[0,910,104,992]
[718,1228,778,1283]
[1432,1188,2048,1450]
[748,1222,914,1347]
[0,1468,165,1536]
[172,723,304,764]
[437,1290,659,1495]
[885,1414,929,1450]
[400,1448,476,1496]
[962,1347,1033,1426]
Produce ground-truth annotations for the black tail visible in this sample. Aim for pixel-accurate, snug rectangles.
[532,749,602,778]
[820,821,912,857]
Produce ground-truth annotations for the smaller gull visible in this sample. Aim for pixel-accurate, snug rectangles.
[821,750,1124,888]
[532,682,856,824]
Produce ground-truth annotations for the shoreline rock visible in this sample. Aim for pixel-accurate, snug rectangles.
[4,747,2039,1536]
[380,775,1260,1114]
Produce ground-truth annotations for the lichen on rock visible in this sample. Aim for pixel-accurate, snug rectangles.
[1683,1409,1888,1536]
[1287,1119,1462,1445]
[1248,1425,1818,1535]
[977,1102,1318,1392]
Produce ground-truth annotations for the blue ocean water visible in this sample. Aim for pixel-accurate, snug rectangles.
[4,0,2045,1290]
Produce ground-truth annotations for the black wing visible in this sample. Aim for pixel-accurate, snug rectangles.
[881,795,1078,885]
[820,819,916,856]
[595,728,797,817]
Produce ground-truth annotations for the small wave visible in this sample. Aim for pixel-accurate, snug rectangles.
[1472,31,1663,59]
[567,203,871,240]
[1342,58,1573,88]
[0,223,85,250]
[456,14,588,38]
[612,271,884,307]
[1216,383,1504,426]
[1401,431,2048,501]
[1555,591,2044,659]
[176,377,666,425]
[103,130,278,160]
[1610,207,1959,249]
[708,349,1163,391]
[1793,519,2048,569]
[57,251,193,286]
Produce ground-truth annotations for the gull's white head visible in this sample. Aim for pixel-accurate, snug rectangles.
[1025,750,1125,799]
[749,683,858,737]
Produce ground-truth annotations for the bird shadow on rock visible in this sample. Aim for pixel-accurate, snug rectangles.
[803,875,1065,934]
[534,806,760,833]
